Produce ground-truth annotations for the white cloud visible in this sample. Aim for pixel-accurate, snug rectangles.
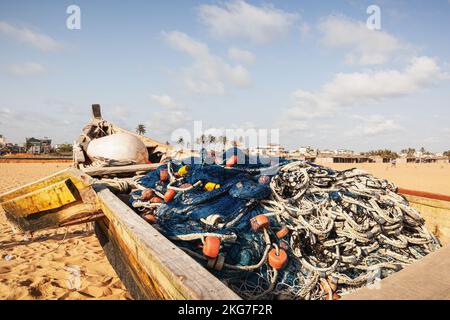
[283,56,446,122]
[318,15,403,65]
[198,0,298,44]
[150,94,183,110]
[0,21,64,52]
[228,47,255,65]
[7,62,46,76]
[299,22,311,38]
[148,94,192,137]
[0,108,14,125]
[163,31,251,95]
[350,115,402,136]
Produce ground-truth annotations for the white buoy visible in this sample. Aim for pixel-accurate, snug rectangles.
[86,132,149,164]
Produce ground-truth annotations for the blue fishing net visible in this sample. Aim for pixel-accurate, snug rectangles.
[128,149,440,300]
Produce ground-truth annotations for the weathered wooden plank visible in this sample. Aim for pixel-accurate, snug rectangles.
[399,193,450,245]
[402,194,450,211]
[344,245,450,300]
[4,203,102,232]
[96,219,162,300]
[73,143,86,164]
[95,187,241,300]
[81,163,161,177]
[1,179,80,217]
[0,167,95,203]
[91,104,102,120]
[0,167,102,232]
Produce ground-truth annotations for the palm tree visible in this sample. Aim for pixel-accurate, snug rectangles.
[401,148,416,157]
[136,124,146,135]
[177,136,185,150]
[218,136,228,152]
[196,134,208,162]
[208,134,216,145]
[196,134,207,150]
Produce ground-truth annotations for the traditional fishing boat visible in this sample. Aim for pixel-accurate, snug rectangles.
[1,105,449,300]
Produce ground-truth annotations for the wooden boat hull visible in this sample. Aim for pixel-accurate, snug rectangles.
[398,188,450,245]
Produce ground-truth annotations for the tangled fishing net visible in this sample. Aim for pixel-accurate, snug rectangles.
[128,150,440,300]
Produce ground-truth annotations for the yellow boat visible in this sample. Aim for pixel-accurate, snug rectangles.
[1,105,449,300]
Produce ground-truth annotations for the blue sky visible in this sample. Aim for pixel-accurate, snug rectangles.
[0,0,449,152]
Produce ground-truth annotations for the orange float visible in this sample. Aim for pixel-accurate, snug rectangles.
[268,248,288,270]
[276,226,289,239]
[225,155,238,168]
[164,189,177,203]
[150,197,163,203]
[159,168,169,182]
[250,214,270,232]
[203,236,221,259]
[143,214,157,223]
[141,188,154,201]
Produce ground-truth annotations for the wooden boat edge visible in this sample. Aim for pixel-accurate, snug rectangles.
[93,186,241,300]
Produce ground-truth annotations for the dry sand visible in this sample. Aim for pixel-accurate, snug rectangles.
[325,162,450,195]
[0,163,131,300]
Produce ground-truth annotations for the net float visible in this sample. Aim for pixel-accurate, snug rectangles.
[143,214,157,223]
[268,248,288,270]
[164,189,177,202]
[276,226,290,239]
[203,236,221,259]
[177,165,191,177]
[279,240,289,251]
[258,175,271,185]
[225,155,238,168]
[204,182,220,191]
[159,168,169,182]
[150,197,163,203]
[141,188,154,201]
[250,214,270,232]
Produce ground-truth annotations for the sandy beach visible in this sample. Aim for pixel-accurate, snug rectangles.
[326,162,450,195]
[0,163,131,300]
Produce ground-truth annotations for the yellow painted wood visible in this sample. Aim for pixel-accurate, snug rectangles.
[404,194,450,211]
[0,167,101,232]
[401,194,450,245]
[0,167,95,203]
[1,179,79,217]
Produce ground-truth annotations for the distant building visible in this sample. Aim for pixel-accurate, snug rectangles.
[25,137,52,154]
[288,146,318,161]
[316,153,371,164]
[397,154,449,164]
[249,144,288,157]
[369,155,395,163]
